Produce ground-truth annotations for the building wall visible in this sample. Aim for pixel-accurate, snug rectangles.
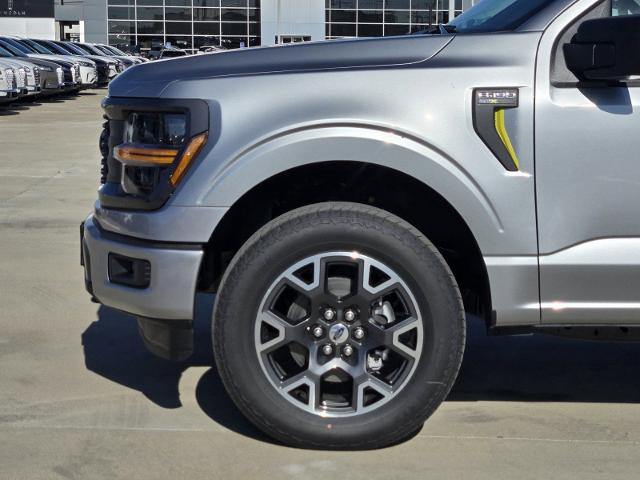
[0,17,55,37]
[55,0,107,42]
[83,0,108,43]
[260,0,324,45]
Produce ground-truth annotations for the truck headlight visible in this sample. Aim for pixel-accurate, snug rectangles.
[78,61,93,67]
[115,112,207,194]
[125,112,187,146]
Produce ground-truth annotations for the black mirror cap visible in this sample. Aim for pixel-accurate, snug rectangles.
[564,14,640,82]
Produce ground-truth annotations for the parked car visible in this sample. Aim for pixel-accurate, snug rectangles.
[0,39,63,96]
[0,37,78,93]
[81,0,640,449]
[9,37,87,90]
[41,40,121,85]
[94,44,148,63]
[0,49,39,97]
[75,43,144,68]
[146,45,188,60]
[197,45,224,54]
[0,61,20,104]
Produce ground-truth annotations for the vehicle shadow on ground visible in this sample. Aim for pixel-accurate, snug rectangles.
[81,293,272,443]
[82,299,640,443]
[449,318,640,403]
[0,92,90,115]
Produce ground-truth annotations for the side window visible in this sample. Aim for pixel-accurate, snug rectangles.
[611,0,640,16]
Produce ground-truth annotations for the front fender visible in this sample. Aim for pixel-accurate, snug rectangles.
[185,124,504,255]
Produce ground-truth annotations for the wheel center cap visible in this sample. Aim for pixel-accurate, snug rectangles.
[329,323,349,345]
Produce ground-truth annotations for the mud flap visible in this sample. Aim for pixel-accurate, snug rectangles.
[137,317,194,361]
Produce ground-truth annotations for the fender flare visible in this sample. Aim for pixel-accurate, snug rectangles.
[194,124,503,254]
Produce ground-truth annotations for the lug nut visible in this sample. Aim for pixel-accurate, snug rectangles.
[344,309,356,322]
[311,325,324,338]
[342,344,354,357]
[323,308,336,321]
[353,327,365,340]
[322,344,334,356]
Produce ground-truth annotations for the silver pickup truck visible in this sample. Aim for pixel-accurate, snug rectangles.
[81,0,640,449]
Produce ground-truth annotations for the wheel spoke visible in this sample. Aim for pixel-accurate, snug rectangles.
[281,256,321,292]
[390,317,422,361]
[255,251,424,417]
[256,310,310,353]
[366,316,422,360]
[361,256,401,296]
[279,371,318,411]
[354,371,394,412]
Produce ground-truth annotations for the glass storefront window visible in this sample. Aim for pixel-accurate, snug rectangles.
[108,7,135,20]
[221,8,249,21]
[193,0,220,6]
[166,22,193,34]
[165,7,193,21]
[136,7,163,20]
[165,35,193,49]
[137,21,165,34]
[194,22,221,35]
[109,34,136,49]
[194,8,220,21]
[194,35,220,48]
[325,0,472,38]
[107,0,261,53]
[109,21,135,34]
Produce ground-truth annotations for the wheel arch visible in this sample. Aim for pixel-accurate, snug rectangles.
[199,158,493,324]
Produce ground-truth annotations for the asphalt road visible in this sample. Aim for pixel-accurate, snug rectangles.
[1,91,640,479]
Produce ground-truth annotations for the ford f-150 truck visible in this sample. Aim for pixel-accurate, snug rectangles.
[81,0,640,449]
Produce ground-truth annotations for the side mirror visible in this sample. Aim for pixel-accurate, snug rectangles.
[564,14,640,81]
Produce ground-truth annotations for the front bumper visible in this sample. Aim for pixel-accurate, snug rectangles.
[81,215,203,320]
[0,89,19,98]
[80,67,98,86]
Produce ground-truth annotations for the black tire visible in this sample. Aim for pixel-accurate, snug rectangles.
[213,202,465,449]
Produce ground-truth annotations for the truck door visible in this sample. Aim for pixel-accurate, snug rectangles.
[535,0,640,324]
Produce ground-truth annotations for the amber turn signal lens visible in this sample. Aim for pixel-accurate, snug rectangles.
[170,133,208,187]
[114,144,178,166]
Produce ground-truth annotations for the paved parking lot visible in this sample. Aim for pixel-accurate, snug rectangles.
[1,91,640,479]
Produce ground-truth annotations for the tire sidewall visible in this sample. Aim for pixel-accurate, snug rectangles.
[213,204,464,448]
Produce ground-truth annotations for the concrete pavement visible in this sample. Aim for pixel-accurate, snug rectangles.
[1,92,640,479]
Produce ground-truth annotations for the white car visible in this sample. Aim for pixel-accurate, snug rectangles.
[8,37,96,88]
[0,57,39,95]
[0,60,22,103]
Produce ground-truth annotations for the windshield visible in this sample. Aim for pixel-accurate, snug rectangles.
[58,42,85,55]
[71,43,94,54]
[22,39,53,54]
[83,44,106,55]
[0,40,26,57]
[94,45,112,55]
[106,45,127,55]
[448,0,558,33]
[0,38,30,54]
[0,45,14,57]
[95,45,115,55]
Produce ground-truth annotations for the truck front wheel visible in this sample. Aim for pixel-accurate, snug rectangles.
[212,202,465,449]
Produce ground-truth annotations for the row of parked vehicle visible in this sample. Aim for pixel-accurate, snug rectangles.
[0,37,148,105]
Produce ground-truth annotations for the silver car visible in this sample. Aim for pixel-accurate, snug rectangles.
[82,0,640,449]
[0,56,38,96]
[0,60,20,103]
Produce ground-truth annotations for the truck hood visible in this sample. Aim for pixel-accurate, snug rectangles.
[109,35,453,98]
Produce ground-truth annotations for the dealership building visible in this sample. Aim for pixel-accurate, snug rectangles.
[1,0,476,52]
